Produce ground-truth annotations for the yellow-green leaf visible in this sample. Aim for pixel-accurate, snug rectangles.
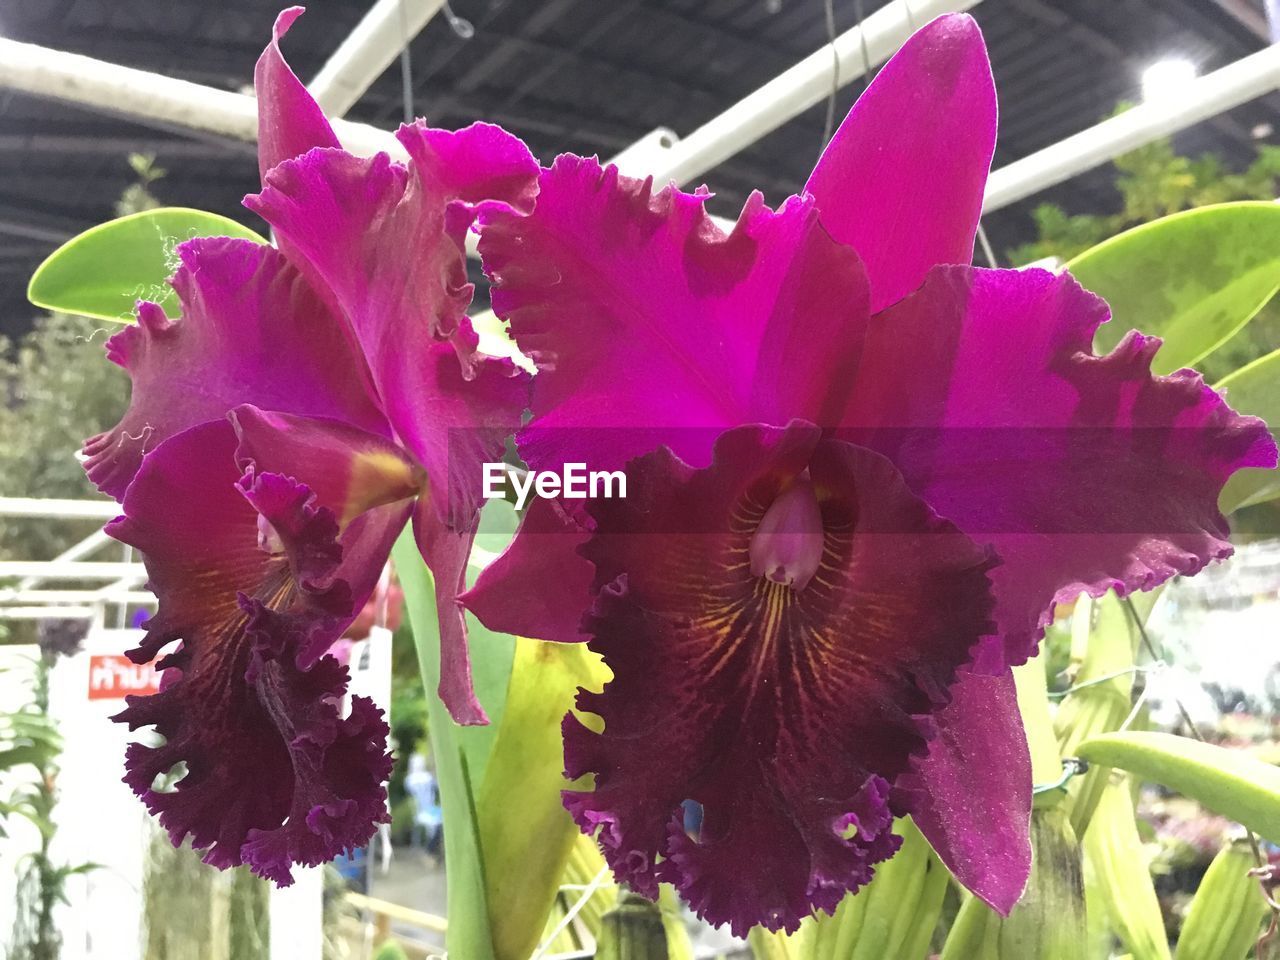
[1216,347,1280,512]
[27,207,265,323]
[1067,202,1280,374]
[1076,732,1280,843]
[478,637,607,960]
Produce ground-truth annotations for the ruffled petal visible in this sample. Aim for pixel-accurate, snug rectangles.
[564,422,995,936]
[805,14,996,312]
[107,420,405,881]
[907,669,1032,914]
[254,7,340,182]
[841,265,1278,668]
[244,126,535,523]
[478,156,871,474]
[460,494,594,643]
[83,237,387,501]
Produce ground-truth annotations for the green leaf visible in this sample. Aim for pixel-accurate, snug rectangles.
[1216,347,1280,512]
[393,525,498,960]
[1076,731,1280,843]
[455,501,520,788]
[478,636,607,960]
[0,744,54,772]
[27,207,266,323]
[1067,202,1280,374]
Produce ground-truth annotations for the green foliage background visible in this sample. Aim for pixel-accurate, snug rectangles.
[1008,121,1280,385]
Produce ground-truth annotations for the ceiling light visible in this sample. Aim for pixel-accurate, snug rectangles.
[1141,59,1197,103]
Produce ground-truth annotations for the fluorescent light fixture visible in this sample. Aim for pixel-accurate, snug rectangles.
[1141,58,1198,102]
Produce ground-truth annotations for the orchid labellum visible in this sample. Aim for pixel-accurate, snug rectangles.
[462,14,1277,934]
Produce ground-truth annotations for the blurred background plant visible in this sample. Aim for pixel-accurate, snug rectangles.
[4,636,98,960]
[1008,109,1280,387]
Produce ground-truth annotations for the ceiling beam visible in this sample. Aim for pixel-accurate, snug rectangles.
[1209,0,1273,42]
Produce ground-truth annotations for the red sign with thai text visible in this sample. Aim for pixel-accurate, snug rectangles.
[88,654,160,700]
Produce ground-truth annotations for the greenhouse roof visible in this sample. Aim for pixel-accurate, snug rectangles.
[1,0,1277,331]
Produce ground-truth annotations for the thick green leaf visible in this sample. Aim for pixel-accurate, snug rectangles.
[1067,202,1280,374]
[1083,773,1170,960]
[1175,841,1270,960]
[478,636,607,960]
[27,207,266,323]
[1076,731,1280,843]
[393,527,496,960]
[1216,347,1280,512]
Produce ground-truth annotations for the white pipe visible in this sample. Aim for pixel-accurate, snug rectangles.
[0,561,146,580]
[0,37,405,160]
[984,42,1280,212]
[653,0,983,186]
[309,0,446,118]
[0,529,114,600]
[607,127,680,178]
[1,590,154,605]
[92,576,148,601]
[0,607,96,620]
[0,497,119,519]
[6,2,1279,240]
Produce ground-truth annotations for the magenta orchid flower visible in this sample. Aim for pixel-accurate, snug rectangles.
[81,8,536,882]
[463,14,1277,934]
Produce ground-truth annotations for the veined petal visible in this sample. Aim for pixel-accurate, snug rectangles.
[479,156,870,474]
[107,421,405,881]
[84,237,387,501]
[906,669,1032,914]
[842,265,1277,668]
[564,423,995,935]
[254,7,340,182]
[245,137,533,527]
[806,13,996,313]
[460,494,594,643]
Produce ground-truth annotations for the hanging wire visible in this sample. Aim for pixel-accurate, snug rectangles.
[820,0,873,153]
[1049,662,1167,700]
[976,221,999,268]
[441,0,476,39]
[397,0,415,123]
[820,0,839,149]
[1032,757,1088,795]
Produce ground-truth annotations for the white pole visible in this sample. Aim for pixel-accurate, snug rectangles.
[0,561,145,580]
[652,0,983,186]
[0,606,96,619]
[607,127,680,178]
[0,529,114,600]
[0,37,405,160]
[308,0,446,117]
[5,4,1280,232]
[983,42,1280,212]
[0,497,119,519]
